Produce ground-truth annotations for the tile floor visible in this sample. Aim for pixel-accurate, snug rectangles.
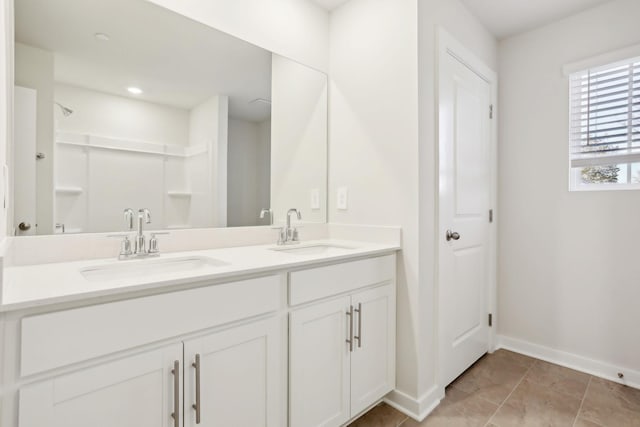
[348,349,640,427]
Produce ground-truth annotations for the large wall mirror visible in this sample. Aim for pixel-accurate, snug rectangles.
[12,0,327,235]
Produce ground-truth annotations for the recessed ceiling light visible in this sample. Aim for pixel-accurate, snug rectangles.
[127,87,143,95]
[250,98,272,105]
[94,33,110,41]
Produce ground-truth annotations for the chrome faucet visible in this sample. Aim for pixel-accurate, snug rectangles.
[260,208,273,225]
[276,208,302,245]
[124,208,134,230]
[110,208,168,259]
[135,208,151,255]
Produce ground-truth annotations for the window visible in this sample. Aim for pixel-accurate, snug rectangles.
[569,56,640,191]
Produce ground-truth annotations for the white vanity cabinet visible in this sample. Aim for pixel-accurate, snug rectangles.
[349,285,396,416]
[289,255,396,427]
[18,317,283,427]
[19,343,184,427]
[13,275,286,427]
[18,316,283,427]
[290,296,352,427]
[183,318,282,427]
[4,251,397,427]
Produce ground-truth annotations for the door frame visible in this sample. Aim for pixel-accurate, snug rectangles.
[436,28,498,387]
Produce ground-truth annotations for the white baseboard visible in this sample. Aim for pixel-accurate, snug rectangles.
[384,385,443,421]
[497,335,640,390]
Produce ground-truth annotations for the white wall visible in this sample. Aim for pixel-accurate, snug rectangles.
[329,0,421,406]
[227,118,271,227]
[14,43,54,234]
[55,84,190,146]
[271,54,327,224]
[188,95,229,228]
[0,0,10,239]
[257,120,271,224]
[330,0,496,416]
[147,0,329,73]
[417,0,497,408]
[499,0,640,379]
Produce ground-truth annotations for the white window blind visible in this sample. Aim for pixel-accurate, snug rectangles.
[569,57,640,169]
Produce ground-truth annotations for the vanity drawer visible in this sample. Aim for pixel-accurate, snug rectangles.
[288,255,395,306]
[21,275,281,377]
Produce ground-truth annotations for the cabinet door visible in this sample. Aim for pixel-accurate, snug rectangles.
[289,296,351,427]
[350,284,396,417]
[19,344,183,427]
[183,317,282,427]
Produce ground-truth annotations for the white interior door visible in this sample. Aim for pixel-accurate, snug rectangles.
[14,86,38,236]
[439,45,493,387]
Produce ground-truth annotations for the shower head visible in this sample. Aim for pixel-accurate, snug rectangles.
[55,102,73,117]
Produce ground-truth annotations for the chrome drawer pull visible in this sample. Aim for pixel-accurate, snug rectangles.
[192,354,201,424]
[171,360,179,427]
[354,303,362,348]
[346,305,354,352]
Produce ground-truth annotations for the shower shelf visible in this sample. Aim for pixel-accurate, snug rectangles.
[55,187,83,195]
[167,191,192,198]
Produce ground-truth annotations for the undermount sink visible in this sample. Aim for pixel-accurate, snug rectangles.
[270,243,356,256]
[80,256,229,282]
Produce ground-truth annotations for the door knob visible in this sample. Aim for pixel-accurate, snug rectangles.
[18,222,31,231]
[446,229,460,241]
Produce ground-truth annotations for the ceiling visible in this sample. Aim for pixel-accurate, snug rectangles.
[313,0,613,39]
[312,0,350,11]
[459,0,614,39]
[16,0,272,122]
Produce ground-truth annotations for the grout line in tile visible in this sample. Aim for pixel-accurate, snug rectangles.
[482,360,536,427]
[571,376,593,427]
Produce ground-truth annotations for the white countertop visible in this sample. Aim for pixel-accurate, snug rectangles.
[1,239,400,312]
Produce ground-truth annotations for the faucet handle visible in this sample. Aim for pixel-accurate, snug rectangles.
[108,234,133,258]
[148,232,170,254]
[271,226,287,245]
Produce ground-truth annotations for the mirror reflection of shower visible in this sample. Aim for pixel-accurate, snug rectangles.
[54,101,73,117]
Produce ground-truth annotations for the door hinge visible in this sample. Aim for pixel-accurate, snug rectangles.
[489,104,494,119]
[488,313,493,327]
[489,209,493,223]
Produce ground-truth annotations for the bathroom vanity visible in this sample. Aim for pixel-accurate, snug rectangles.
[0,238,399,427]
[4,0,401,424]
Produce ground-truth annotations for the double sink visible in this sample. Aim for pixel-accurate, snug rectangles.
[80,243,356,282]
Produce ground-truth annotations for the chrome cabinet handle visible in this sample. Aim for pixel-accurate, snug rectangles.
[346,305,354,352]
[446,230,460,241]
[354,303,362,348]
[171,360,180,427]
[192,354,201,424]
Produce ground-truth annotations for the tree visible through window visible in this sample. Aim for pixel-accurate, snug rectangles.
[581,164,620,184]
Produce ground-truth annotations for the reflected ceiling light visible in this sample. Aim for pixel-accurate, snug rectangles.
[94,33,110,41]
[127,87,143,95]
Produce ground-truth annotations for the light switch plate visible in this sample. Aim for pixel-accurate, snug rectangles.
[337,187,348,210]
[310,189,320,210]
